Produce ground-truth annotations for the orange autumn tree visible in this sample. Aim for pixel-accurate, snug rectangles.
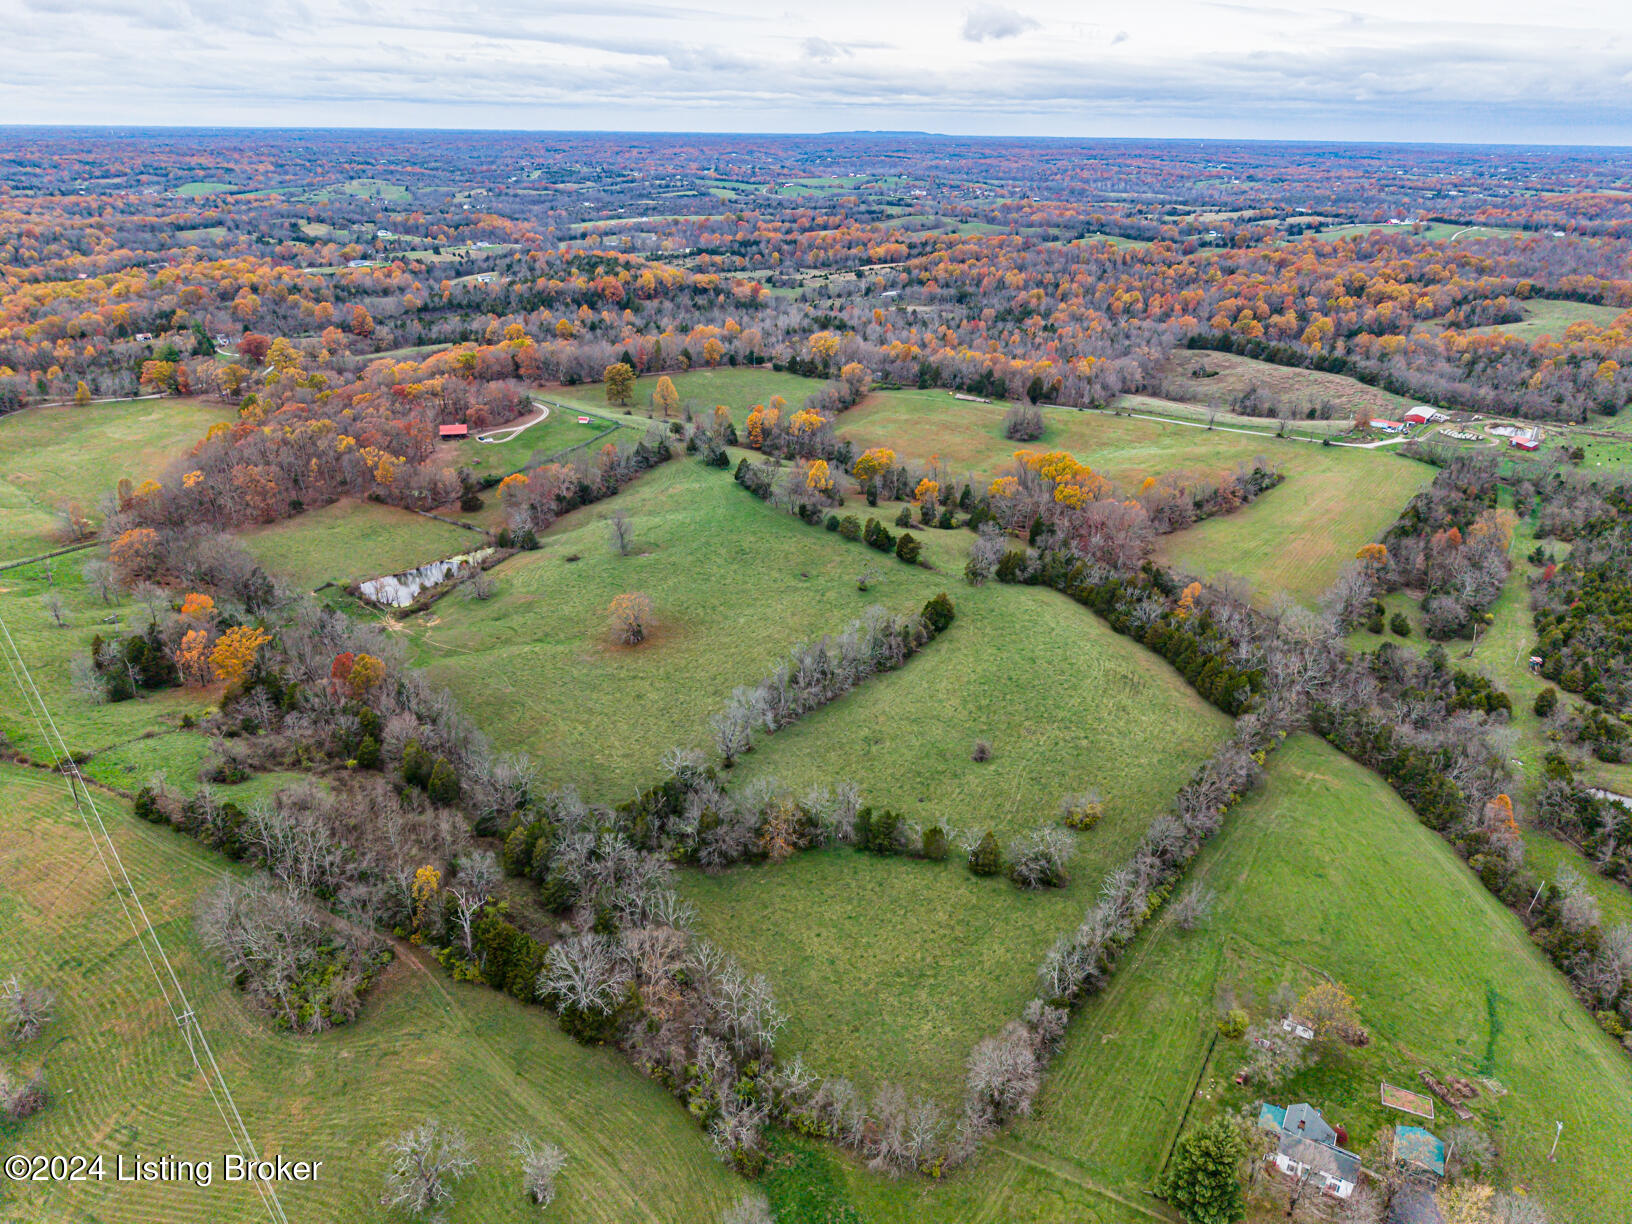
[209,625,272,689]
[913,478,940,508]
[178,592,215,621]
[110,527,162,585]
[174,629,214,686]
[346,653,386,699]
[1356,542,1388,570]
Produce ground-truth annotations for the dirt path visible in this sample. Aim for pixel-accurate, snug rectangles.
[475,397,550,444]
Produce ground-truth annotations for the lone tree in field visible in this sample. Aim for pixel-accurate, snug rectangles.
[608,510,634,556]
[382,1118,476,1218]
[1,974,54,1044]
[651,375,680,418]
[603,361,636,407]
[1157,1115,1245,1224]
[608,593,653,645]
[511,1134,566,1208]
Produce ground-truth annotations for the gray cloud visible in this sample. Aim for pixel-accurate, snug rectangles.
[962,4,1037,42]
[1,0,1629,144]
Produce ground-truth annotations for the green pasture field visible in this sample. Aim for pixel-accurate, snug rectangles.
[174,181,236,197]
[835,388,1430,603]
[236,499,480,591]
[547,367,828,421]
[0,765,742,1224]
[0,558,215,763]
[442,405,618,484]
[0,397,235,563]
[837,737,1632,1224]
[404,455,1227,807]
[1458,297,1630,341]
[678,574,1228,1100]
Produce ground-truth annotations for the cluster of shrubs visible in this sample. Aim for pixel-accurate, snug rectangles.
[1530,483,1632,714]
[86,624,179,701]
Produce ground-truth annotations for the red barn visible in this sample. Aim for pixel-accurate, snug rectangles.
[439,423,469,439]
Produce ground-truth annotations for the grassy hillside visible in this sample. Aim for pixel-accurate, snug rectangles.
[679,577,1228,1099]
[0,397,234,562]
[408,458,959,796]
[808,738,1632,1224]
[236,499,480,590]
[0,764,743,1223]
[1157,449,1430,604]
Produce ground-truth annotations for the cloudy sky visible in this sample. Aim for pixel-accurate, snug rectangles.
[3,0,1629,143]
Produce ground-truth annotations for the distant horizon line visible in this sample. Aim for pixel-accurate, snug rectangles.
[0,122,1630,153]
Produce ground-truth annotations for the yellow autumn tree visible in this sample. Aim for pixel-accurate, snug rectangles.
[651,375,680,418]
[914,478,940,507]
[1174,581,1203,620]
[806,460,835,495]
[603,361,636,406]
[209,625,272,690]
[73,380,91,406]
[411,864,441,940]
[745,405,767,448]
[609,592,654,645]
[853,447,896,481]
[1297,980,1361,1045]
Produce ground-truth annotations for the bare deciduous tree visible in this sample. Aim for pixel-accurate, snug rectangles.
[447,850,499,958]
[608,510,634,556]
[1,974,54,1044]
[510,1134,566,1208]
[382,1118,476,1218]
[1171,884,1217,931]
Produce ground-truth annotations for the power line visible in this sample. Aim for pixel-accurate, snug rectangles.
[0,609,290,1224]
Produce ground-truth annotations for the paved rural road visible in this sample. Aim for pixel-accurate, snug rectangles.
[476,397,551,444]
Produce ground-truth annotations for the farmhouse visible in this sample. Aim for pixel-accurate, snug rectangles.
[1373,419,1407,433]
[438,423,469,439]
[1257,1102,1360,1199]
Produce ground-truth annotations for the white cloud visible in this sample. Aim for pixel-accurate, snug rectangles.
[961,3,1037,42]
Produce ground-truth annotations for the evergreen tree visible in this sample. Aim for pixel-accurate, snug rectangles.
[1157,1117,1245,1224]
[968,830,1003,877]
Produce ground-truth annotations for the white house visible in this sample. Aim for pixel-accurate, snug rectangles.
[1257,1102,1359,1200]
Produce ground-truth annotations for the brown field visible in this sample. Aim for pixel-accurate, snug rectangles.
[1156,351,1420,419]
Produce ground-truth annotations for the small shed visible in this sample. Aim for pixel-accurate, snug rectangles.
[1394,1125,1447,1178]
[439,423,469,439]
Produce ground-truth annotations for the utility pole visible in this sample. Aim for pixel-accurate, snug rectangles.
[1548,1120,1563,1161]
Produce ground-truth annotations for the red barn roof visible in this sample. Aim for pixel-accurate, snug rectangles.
[439,423,469,438]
